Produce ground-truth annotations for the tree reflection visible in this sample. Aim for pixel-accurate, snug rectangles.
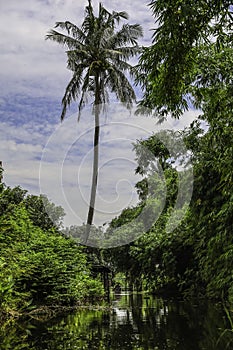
[0,295,232,350]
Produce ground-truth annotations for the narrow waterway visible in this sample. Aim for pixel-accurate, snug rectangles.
[1,293,232,349]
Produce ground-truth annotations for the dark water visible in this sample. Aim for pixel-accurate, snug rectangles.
[1,294,233,350]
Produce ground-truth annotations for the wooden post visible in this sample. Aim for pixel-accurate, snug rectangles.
[103,270,110,303]
[92,265,111,303]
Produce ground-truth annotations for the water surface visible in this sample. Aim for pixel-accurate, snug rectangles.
[0,293,232,349]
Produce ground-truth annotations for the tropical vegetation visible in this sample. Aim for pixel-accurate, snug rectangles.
[0,184,104,317]
[103,0,233,303]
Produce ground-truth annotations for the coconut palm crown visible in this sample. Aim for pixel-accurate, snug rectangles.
[46,0,143,243]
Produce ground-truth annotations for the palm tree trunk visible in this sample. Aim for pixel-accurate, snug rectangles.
[84,75,101,244]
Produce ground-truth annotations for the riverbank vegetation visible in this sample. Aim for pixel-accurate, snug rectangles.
[0,184,104,318]
[104,0,233,303]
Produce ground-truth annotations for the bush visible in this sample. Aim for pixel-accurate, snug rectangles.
[0,190,104,314]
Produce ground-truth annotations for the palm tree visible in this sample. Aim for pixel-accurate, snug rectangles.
[46,0,143,244]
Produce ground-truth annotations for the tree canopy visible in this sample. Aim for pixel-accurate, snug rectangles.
[136,0,233,118]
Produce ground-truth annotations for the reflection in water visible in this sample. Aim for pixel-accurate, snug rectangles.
[0,294,232,350]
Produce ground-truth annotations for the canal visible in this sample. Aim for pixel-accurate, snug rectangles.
[0,293,232,349]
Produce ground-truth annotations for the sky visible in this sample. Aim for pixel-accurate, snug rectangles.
[0,0,199,229]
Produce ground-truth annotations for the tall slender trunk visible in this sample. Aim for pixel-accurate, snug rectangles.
[84,74,101,244]
[0,161,3,183]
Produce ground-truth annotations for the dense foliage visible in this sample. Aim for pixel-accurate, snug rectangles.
[105,123,232,301]
[136,0,233,119]
[104,0,233,303]
[0,185,104,315]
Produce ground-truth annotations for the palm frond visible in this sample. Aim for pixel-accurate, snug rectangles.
[55,21,87,43]
[61,69,83,121]
[105,46,142,62]
[106,65,136,108]
[46,30,84,50]
[66,50,90,71]
[111,11,129,23]
[77,68,93,120]
[98,26,114,48]
[99,73,110,105]
[104,55,133,73]
[82,0,96,35]
[99,4,128,27]
[99,3,112,22]
[106,24,143,49]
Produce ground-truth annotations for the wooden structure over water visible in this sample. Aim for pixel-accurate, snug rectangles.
[92,264,112,302]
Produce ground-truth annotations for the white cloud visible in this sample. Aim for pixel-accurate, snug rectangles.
[0,0,154,98]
